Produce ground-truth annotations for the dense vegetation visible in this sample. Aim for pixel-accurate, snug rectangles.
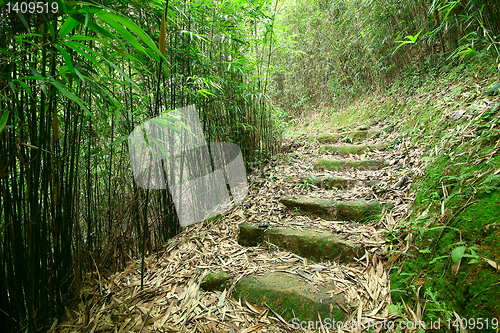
[270,0,499,113]
[0,0,282,331]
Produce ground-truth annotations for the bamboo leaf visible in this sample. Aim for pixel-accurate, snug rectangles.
[68,35,100,42]
[70,13,116,39]
[96,11,163,58]
[101,55,141,90]
[159,111,196,136]
[484,82,500,96]
[98,13,145,54]
[65,41,103,71]
[16,12,30,32]
[111,135,129,146]
[0,111,9,133]
[159,10,166,56]
[150,137,173,160]
[49,80,91,115]
[197,89,215,97]
[59,16,80,38]
[54,45,76,79]
[150,118,182,134]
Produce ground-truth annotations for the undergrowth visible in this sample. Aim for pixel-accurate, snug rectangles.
[391,101,500,326]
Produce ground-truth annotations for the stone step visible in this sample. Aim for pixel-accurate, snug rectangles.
[279,196,383,221]
[238,224,364,263]
[314,158,387,171]
[315,129,382,144]
[304,175,379,190]
[316,133,341,144]
[343,129,382,143]
[319,143,389,156]
[233,271,345,323]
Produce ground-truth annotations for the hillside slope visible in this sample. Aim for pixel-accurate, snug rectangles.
[287,59,500,328]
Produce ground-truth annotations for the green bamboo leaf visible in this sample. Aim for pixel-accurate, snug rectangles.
[17,80,33,99]
[484,82,500,96]
[65,41,103,71]
[8,81,15,93]
[58,65,70,74]
[74,68,91,86]
[0,111,9,133]
[150,118,182,134]
[16,12,30,32]
[197,89,215,97]
[59,16,80,38]
[161,112,196,137]
[150,137,173,161]
[45,15,57,36]
[231,37,247,45]
[99,13,145,53]
[85,10,91,29]
[96,11,163,57]
[144,48,161,64]
[111,135,129,146]
[49,80,91,115]
[70,14,116,39]
[54,45,76,78]
[68,35,100,42]
[101,55,141,90]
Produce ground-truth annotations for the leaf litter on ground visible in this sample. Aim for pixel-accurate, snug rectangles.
[53,125,429,333]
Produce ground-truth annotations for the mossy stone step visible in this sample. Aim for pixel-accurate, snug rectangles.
[343,129,382,142]
[304,175,379,190]
[279,196,383,221]
[316,133,341,144]
[238,224,363,262]
[233,271,345,323]
[314,158,387,171]
[315,128,382,144]
[319,143,389,156]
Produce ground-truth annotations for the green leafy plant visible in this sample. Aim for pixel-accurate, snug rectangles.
[393,30,423,55]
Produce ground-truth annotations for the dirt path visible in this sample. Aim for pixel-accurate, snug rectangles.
[56,123,428,333]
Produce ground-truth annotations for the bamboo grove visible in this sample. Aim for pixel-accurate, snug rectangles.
[0,0,282,331]
[270,0,500,114]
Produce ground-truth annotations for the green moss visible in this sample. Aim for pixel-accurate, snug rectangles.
[201,271,233,292]
[393,136,500,323]
[238,224,265,246]
[319,143,389,155]
[264,227,362,262]
[314,158,387,171]
[317,133,341,144]
[233,272,345,322]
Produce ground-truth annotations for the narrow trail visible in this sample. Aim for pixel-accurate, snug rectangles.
[58,122,428,332]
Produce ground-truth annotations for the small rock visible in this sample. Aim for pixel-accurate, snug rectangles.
[453,109,465,121]
[201,270,233,291]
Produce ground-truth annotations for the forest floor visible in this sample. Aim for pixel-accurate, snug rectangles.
[55,123,430,333]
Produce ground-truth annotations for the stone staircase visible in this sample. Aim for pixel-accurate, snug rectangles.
[202,125,395,324]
